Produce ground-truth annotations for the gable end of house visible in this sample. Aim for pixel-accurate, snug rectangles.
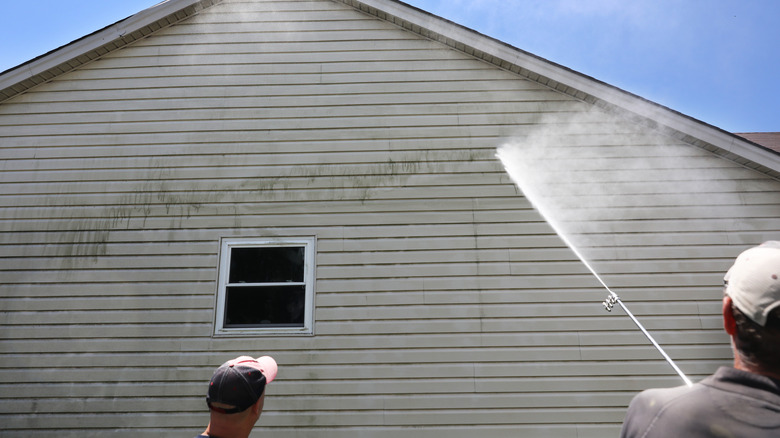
[1,0,778,179]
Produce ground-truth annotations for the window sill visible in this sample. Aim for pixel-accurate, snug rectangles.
[213,327,314,337]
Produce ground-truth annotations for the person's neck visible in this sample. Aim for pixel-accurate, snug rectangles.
[733,356,780,381]
[203,423,251,438]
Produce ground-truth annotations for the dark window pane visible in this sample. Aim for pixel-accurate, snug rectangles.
[224,285,306,327]
[229,246,304,283]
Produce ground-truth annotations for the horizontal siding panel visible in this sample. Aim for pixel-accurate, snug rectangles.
[0,324,214,340]
[112,38,444,56]
[0,310,211,325]
[0,147,743,172]
[0,268,216,283]
[0,227,560,255]
[0,285,718,310]
[0,391,641,415]
[0,296,214,311]
[168,7,375,24]
[0,410,622,430]
[3,77,562,106]
[4,227,737,261]
[0,170,769,195]
[209,0,354,13]
[0,254,216,270]
[0,161,503,182]
[0,99,562,126]
[142,27,424,44]
[12,243,744,266]
[0,97,578,122]
[0,166,502,188]
[9,70,517,97]
[0,333,584,354]
[0,125,544,147]
[0,330,726,363]
[312,301,710,321]
[311,317,709,336]
[0,113,505,138]
[47,58,492,83]
[148,21,407,38]
[2,197,776,223]
[0,190,524,212]
[0,242,217,257]
[318,287,721,307]
[0,337,725,366]
[0,360,717,386]
[81,46,476,70]
[0,222,758,249]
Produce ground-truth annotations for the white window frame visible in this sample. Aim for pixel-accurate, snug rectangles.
[214,236,315,336]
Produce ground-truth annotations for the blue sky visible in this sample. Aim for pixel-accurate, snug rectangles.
[1,0,777,133]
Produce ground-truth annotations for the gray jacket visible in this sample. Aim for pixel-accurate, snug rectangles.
[620,367,780,437]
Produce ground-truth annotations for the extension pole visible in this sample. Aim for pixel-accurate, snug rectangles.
[603,291,693,387]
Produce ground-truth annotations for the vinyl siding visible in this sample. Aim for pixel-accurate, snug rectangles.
[1,0,779,436]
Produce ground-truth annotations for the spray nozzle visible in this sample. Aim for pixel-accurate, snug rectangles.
[603,294,619,312]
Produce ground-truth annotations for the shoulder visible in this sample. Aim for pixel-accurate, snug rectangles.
[620,384,708,437]
[631,384,700,409]
[621,368,780,438]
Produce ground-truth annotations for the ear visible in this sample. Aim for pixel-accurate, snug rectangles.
[723,295,737,336]
[252,392,265,418]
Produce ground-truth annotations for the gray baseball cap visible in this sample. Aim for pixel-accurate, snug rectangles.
[724,241,780,326]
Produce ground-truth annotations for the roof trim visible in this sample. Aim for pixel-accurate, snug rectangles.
[736,133,780,153]
[0,0,222,102]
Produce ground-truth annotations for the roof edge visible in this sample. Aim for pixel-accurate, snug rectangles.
[735,132,780,153]
[339,0,780,178]
[0,0,222,102]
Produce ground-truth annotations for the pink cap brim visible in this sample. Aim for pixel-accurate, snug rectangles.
[256,356,278,383]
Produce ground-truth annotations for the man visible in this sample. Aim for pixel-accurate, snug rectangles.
[197,355,278,438]
[620,241,780,437]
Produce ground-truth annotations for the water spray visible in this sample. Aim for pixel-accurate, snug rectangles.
[496,145,693,387]
[550,218,693,387]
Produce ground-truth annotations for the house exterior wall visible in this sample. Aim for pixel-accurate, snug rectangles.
[1,0,778,436]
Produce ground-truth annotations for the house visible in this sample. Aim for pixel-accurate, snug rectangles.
[1,0,778,436]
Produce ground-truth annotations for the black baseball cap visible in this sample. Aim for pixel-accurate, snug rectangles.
[206,356,278,414]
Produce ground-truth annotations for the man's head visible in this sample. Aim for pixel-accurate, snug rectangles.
[207,355,278,414]
[724,241,780,326]
[723,241,780,375]
[201,355,278,438]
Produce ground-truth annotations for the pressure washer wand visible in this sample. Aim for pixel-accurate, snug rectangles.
[603,291,693,387]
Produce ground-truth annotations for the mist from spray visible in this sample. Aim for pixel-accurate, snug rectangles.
[498,140,613,293]
[496,108,698,386]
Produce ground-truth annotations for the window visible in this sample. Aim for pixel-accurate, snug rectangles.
[215,237,315,335]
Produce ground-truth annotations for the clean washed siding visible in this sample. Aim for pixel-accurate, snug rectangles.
[1,0,779,436]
